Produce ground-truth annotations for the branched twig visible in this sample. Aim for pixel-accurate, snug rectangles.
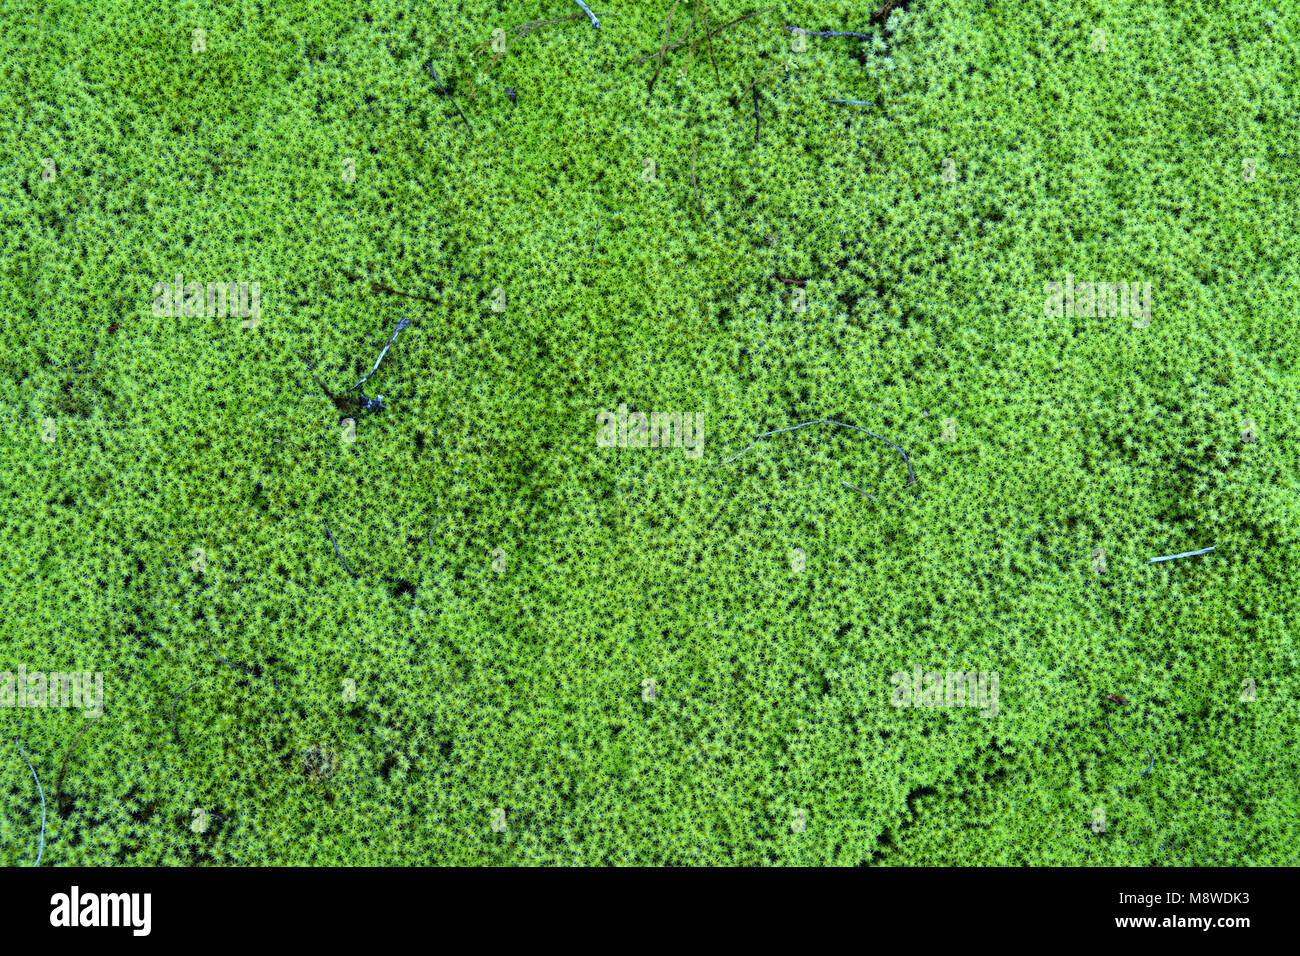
[700,0,720,81]
[258,436,284,472]
[871,1,902,25]
[631,6,774,63]
[688,4,775,53]
[679,7,699,72]
[474,12,590,55]
[648,1,683,96]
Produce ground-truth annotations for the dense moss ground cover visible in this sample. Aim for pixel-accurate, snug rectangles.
[1,0,1297,865]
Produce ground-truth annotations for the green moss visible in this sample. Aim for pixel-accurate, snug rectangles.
[0,0,1297,865]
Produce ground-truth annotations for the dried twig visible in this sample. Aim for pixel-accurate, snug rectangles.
[257,436,284,473]
[689,4,775,52]
[1148,546,1215,563]
[631,6,774,63]
[648,1,683,96]
[290,346,337,403]
[753,87,760,143]
[343,270,441,305]
[324,520,355,578]
[679,7,700,72]
[207,631,259,677]
[371,281,438,304]
[786,26,871,38]
[352,318,412,392]
[11,738,45,866]
[427,64,474,135]
[841,480,878,502]
[574,0,600,29]
[700,0,720,81]
[715,419,917,487]
[871,1,902,25]
[740,59,785,101]
[475,12,591,55]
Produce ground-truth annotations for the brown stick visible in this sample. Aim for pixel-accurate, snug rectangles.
[370,281,439,305]
[648,1,683,95]
[632,6,775,63]
[871,0,901,25]
[344,270,440,305]
[681,7,699,72]
[700,0,720,82]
